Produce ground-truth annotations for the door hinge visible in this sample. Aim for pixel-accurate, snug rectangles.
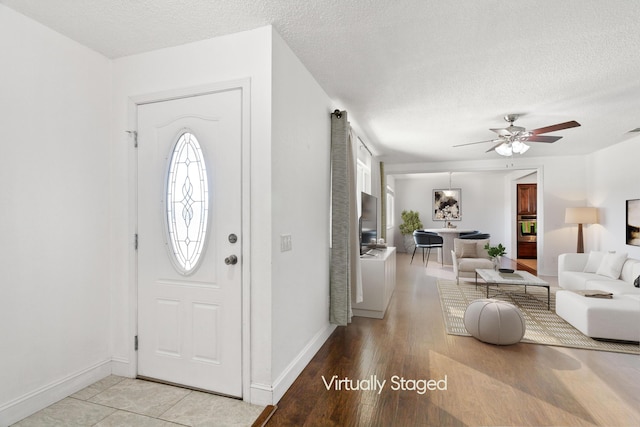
[134,234,139,250]
[126,130,138,148]
[135,335,139,351]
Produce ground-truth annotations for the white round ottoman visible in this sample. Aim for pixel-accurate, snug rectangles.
[464,299,526,345]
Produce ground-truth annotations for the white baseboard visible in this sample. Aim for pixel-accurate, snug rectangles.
[249,323,336,406]
[248,382,274,407]
[110,356,133,377]
[0,360,112,426]
[1,324,336,424]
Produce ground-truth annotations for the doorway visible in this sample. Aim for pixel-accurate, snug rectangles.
[516,179,538,272]
[134,83,248,397]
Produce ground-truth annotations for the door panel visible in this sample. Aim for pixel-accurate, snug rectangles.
[137,89,242,397]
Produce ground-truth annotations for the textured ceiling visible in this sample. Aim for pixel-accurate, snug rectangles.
[3,0,640,163]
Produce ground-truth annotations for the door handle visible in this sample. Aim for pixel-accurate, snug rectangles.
[224,255,238,265]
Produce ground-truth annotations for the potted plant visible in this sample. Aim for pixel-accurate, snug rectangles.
[484,243,507,270]
[399,210,423,253]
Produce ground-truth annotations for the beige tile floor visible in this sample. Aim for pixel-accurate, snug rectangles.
[13,376,264,426]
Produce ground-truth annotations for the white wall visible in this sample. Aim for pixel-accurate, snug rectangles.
[586,136,640,259]
[270,30,335,400]
[535,156,587,274]
[0,6,112,424]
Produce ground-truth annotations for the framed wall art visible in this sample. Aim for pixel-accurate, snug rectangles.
[626,199,640,246]
[433,189,461,221]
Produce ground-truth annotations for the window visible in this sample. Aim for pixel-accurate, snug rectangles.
[386,185,395,229]
[356,159,370,208]
[166,132,209,274]
[356,137,372,215]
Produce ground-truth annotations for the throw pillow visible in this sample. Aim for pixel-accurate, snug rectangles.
[595,252,628,279]
[460,242,478,258]
[583,251,606,273]
[634,275,640,288]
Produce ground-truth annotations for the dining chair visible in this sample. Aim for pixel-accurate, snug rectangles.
[459,232,491,240]
[411,231,444,266]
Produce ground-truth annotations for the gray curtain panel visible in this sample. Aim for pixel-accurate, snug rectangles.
[349,128,363,305]
[380,161,386,241]
[330,110,359,325]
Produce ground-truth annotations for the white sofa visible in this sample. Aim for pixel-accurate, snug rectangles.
[451,238,493,284]
[556,252,640,342]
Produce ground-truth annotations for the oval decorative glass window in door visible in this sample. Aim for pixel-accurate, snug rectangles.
[166,131,209,274]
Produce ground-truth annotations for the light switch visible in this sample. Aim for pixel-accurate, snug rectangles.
[280,234,292,252]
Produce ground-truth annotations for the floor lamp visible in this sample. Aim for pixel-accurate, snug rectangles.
[565,207,599,253]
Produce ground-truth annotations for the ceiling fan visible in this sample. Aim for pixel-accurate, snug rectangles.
[454,114,581,156]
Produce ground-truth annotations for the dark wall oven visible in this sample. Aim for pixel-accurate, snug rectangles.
[517,215,537,242]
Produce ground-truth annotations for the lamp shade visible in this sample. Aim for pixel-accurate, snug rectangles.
[495,143,512,156]
[565,207,599,224]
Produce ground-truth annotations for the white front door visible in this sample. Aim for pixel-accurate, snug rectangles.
[137,88,242,397]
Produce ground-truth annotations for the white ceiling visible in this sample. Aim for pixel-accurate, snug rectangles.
[3,0,640,164]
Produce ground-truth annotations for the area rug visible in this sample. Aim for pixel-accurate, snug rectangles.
[437,279,640,355]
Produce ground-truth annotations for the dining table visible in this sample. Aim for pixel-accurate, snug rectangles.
[423,228,477,265]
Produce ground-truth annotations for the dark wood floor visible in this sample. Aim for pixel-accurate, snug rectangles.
[264,253,640,426]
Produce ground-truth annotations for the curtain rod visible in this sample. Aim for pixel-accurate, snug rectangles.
[357,137,373,156]
[332,109,373,156]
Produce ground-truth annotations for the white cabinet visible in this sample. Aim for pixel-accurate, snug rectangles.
[353,247,396,319]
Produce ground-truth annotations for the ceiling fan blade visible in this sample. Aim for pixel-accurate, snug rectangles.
[453,139,497,148]
[526,135,562,143]
[485,141,505,153]
[530,120,580,135]
[490,128,512,136]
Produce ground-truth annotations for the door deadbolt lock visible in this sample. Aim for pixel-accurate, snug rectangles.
[224,255,238,265]
[228,233,238,243]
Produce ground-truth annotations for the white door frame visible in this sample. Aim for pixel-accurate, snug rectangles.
[125,78,251,400]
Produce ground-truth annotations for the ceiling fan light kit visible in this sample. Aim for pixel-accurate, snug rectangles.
[455,114,581,157]
[495,142,514,156]
[495,139,530,157]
